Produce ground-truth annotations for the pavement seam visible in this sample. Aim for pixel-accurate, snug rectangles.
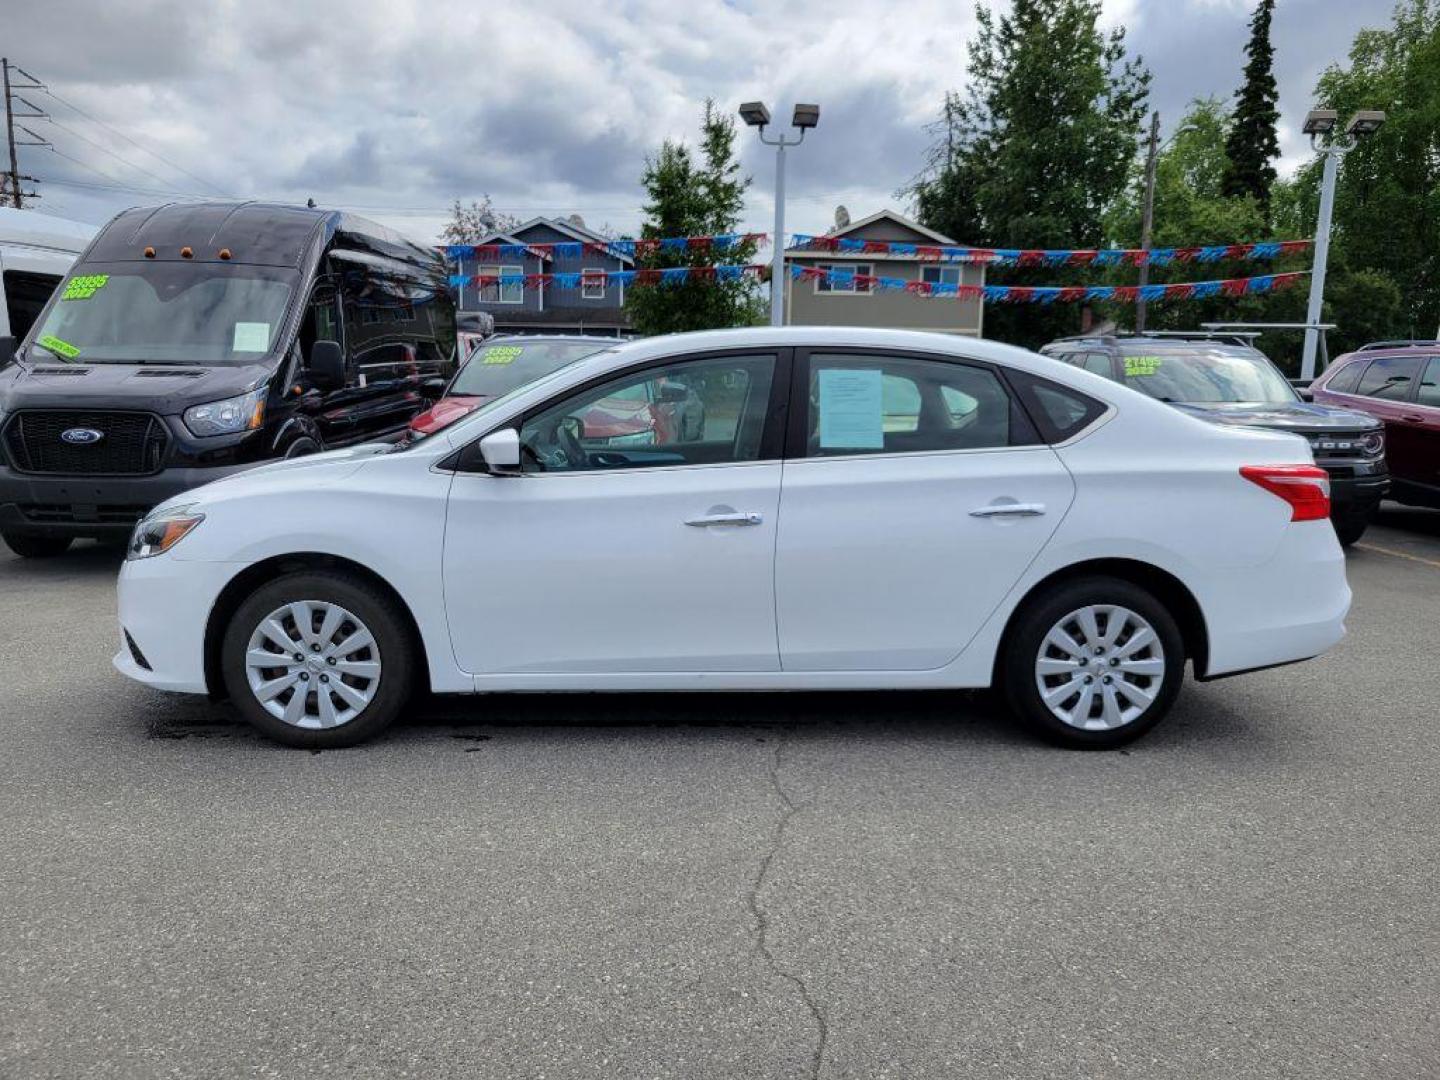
[745,736,830,1080]
[1354,541,1440,570]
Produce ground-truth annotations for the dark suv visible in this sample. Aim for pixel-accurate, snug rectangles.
[1040,333,1388,545]
[1310,341,1440,512]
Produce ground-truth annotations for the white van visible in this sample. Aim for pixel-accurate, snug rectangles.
[0,207,95,342]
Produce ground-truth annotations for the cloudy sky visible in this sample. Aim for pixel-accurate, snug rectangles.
[10,0,1390,245]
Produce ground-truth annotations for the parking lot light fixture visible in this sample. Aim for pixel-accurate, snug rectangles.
[1302,109,1338,136]
[1344,109,1387,137]
[740,99,819,327]
[1300,105,1387,381]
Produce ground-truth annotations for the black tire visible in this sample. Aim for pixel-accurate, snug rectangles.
[1000,575,1186,750]
[283,436,322,459]
[220,570,416,748]
[1,532,74,558]
[1333,515,1368,547]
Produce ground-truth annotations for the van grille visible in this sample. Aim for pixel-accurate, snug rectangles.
[2,411,169,475]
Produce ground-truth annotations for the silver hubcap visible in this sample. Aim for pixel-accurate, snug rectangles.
[244,601,381,729]
[1034,604,1165,731]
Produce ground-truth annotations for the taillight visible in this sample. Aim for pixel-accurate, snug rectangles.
[1240,464,1331,522]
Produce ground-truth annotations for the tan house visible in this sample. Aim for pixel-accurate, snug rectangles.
[782,209,985,336]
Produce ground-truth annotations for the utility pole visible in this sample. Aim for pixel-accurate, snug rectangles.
[1134,110,1160,333]
[3,58,21,207]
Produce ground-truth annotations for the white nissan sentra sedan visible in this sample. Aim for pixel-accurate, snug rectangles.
[115,327,1350,750]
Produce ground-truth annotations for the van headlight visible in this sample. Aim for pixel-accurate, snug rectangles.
[128,505,205,560]
[183,387,266,436]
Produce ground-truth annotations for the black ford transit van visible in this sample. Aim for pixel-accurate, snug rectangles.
[0,201,455,556]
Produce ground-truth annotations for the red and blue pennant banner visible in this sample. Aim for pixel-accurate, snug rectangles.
[788,235,1312,267]
[445,234,767,261]
[790,265,1309,304]
[450,264,768,290]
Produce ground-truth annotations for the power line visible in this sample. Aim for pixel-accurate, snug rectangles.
[45,115,195,193]
[36,80,231,196]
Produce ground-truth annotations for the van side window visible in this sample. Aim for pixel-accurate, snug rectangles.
[297,280,341,365]
[4,270,63,343]
[337,261,455,374]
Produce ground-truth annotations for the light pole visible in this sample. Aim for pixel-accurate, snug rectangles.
[740,101,819,327]
[1299,107,1386,380]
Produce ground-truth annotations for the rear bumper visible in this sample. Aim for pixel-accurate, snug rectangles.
[0,462,259,538]
[1200,520,1350,678]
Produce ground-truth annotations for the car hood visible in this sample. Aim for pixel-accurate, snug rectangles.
[155,444,388,514]
[0,360,270,414]
[409,394,489,435]
[1170,401,1382,433]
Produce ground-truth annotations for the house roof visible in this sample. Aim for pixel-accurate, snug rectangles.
[463,230,553,263]
[511,216,635,266]
[829,209,958,245]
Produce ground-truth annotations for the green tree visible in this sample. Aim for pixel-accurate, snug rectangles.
[624,101,764,336]
[1221,0,1281,216]
[1286,0,1440,337]
[910,0,1150,347]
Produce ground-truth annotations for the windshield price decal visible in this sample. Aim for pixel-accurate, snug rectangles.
[61,274,109,301]
[480,345,523,365]
[37,334,81,359]
[1124,356,1163,377]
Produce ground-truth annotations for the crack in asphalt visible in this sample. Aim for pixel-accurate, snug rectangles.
[746,736,830,1080]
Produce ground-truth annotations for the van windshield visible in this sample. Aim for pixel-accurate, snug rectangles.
[28,262,298,366]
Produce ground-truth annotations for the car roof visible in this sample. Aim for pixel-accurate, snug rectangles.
[488,334,618,344]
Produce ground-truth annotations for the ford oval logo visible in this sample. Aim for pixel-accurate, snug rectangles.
[60,428,105,445]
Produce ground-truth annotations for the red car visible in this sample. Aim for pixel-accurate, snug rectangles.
[1311,341,1440,510]
[410,334,705,446]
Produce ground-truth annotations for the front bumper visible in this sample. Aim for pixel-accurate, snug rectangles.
[0,462,259,538]
[114,553,244,693]
[1320,457,1388,520]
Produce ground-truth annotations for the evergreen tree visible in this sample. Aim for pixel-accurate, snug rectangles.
[1221,0,1282,215]
[624,101,764,335]
[910,0,1150,346]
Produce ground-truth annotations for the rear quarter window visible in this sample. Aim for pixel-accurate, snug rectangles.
[1006,370,1108,443]
[1322,359,1367,395]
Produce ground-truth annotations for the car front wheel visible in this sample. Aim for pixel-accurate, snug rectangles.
[1001,576,1186,749]
[220,571,415,748]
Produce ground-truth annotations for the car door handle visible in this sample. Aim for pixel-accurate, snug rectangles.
[684,512,764,527]
[969,503,1046,518]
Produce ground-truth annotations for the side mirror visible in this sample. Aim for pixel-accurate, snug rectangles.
[478,428,521,474]
[0,335,15,368]
[657,384,688,404]
[307,340,345,392]
[423,376,448,395]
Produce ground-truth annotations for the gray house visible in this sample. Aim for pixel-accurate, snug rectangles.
[454,216,633,336]
[783,210,985,336]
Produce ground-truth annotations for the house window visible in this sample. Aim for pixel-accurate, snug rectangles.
[815,262,872,295]
[476,264,523,304]
[921,266,963,287]
[581,268,606,300]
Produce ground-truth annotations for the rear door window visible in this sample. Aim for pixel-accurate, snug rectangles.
[799,352,1039,457]
[1355,355,1424,401]
[1417,357,1440,409]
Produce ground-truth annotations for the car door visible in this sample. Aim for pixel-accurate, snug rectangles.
[1352,354,1428,488]
[774,349,1076,671]
[1401,355,1440,498]
[443,350,788,675]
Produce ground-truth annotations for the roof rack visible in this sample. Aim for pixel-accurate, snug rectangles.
[1120,329,1262,341]
[1357,340,1440,352]
[1048,333,1118,346]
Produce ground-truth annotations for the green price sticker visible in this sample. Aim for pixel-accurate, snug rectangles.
[1125,355,1163,377]
[37,334,81,359]
[61,274,110,301]
[480,345,523,365]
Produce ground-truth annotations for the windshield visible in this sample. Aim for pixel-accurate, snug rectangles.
[28,262,298,366]
[1120,348,1297,404]
[450,339,610,398]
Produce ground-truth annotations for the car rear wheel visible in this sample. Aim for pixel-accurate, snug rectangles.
[1,532,74,558]
[220,571,415,748]
[1001,576,1186,749]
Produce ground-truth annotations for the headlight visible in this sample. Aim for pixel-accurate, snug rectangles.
[128,505,205,560]
[1360,431,1385,457]
[183,387,266,437]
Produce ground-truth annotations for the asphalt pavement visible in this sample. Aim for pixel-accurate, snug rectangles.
[2,506,1438,1079]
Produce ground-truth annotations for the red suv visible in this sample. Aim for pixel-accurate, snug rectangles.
[1311,341,1440,511]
